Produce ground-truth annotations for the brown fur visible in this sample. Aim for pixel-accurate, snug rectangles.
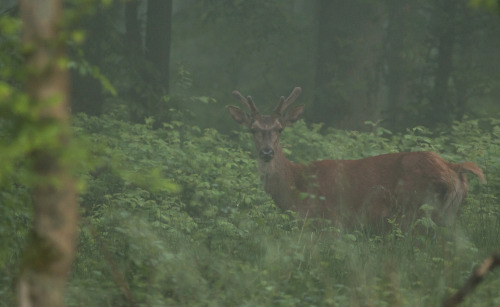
[229,88,486,229]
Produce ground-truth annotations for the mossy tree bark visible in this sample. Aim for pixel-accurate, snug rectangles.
[17,0,78,306]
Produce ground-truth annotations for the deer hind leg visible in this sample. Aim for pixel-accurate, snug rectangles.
[394,179,448,228]
[440,178,467,225]
[426,177,467,226]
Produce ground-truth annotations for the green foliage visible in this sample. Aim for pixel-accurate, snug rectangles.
[0,3,117,304]
[1,105,500,305]
[2,0,500,304]
[469,0,500,12]
[0,15,55,297]
[61,114,500,305]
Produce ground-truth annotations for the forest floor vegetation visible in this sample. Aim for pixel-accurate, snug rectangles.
[2,114,499,306]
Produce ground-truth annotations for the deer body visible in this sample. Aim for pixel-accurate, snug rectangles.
[228,87,486,229]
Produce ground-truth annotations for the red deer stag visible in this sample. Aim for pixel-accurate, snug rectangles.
[228,87,486,229]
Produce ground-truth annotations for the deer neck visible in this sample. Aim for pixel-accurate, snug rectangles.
[258,144,298,210]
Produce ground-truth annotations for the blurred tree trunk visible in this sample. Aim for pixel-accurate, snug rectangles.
[126,0,141,51]
[146,0,172,93]
[17,0,78,306]
[312,0,341,126]
[70,7,106,116]
[124,0,143,120]
[312,0,384,129]
[428,0,457,125]
[384,0,413,130]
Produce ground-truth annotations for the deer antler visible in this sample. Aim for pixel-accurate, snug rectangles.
[232,90,259,115]
[273,87,302,115]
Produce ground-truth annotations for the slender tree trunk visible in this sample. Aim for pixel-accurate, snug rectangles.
[70,6,105,115]
[146,0,172,93]
[312,0,343,126]
[126,0,141,52]
[427,0,457,125]
[312,0,383,129]
[384,0,412,130]
[431,31,454,120]
[18,0,78,306]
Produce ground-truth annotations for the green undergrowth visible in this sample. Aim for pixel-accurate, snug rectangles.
[2,114,500,306]
[69,114,500,306]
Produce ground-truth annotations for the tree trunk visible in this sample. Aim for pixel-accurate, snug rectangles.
[312,0,343,126]
[145,0,172,93]
[69,7,106,116]
[384,0,413,130]
[18,0,78,306]
[426,0,458,126]
[126,0,141,52]
[312,0,384,129]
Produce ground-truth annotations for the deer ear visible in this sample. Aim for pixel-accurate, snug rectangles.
[282,105,304,126]
[228,106,252,126]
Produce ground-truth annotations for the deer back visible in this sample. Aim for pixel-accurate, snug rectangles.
[228,87,486,229]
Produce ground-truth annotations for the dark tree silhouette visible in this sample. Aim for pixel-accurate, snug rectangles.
[146,0,173,93]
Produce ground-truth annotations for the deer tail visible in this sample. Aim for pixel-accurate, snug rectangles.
[452,161,487,184]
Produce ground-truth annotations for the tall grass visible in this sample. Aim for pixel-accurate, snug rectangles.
[59,115,500,305]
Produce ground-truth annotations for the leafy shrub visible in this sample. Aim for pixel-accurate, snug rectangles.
[2,111,499,306]
[66,113,500,306]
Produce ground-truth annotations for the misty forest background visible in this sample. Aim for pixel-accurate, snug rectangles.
[2,0,500,306]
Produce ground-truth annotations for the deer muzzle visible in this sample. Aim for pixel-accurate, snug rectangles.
[259,148,275,162]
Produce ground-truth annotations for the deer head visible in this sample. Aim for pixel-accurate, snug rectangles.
[228,87,304,162]
[227,87,486,229]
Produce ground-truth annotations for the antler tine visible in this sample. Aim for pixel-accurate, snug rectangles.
[246,96,259,114]
[232,90,259,115]
[274,87,302,115]
[273,96,286,115]
[283,87,302,110]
